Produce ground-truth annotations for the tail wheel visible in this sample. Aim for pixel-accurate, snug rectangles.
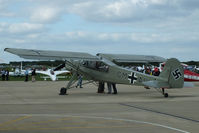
[162,88,169,98]
[164,93,168,98]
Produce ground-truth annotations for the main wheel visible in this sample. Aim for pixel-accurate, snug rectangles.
[164,93,168,98]
[59,87,67,95]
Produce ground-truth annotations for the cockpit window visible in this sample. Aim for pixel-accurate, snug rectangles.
[82,61,109,72]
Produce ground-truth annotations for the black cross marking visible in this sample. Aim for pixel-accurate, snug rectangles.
[172,68,182,80]
[128,72,137,84]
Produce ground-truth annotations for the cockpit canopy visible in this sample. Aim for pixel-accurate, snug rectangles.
[81,60,109,72]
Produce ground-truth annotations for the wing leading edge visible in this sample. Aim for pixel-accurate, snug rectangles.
[4,48,99,61]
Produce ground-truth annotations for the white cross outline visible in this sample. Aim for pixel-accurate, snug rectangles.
[128,72,137,84]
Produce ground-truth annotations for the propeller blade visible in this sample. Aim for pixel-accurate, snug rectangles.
[53,63,65,71]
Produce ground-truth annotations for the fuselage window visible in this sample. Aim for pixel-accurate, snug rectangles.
[82,61,109,72]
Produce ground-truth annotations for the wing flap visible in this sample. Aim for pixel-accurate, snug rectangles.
[97,53,166,63]
[4,48,99,61]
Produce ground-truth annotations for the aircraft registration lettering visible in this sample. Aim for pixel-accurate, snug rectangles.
[117,71,128,80]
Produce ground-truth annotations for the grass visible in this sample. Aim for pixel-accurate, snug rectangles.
[1,74,72,81]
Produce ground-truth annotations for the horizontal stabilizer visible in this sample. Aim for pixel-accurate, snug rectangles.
[142,81,169,88]
[143,81,194,88]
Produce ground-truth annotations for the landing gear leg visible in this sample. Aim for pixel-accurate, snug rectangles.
[162,88,168,98]
[59,72,78,95]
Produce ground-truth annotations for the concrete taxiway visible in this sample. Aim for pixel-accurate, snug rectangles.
[0,81,199,133]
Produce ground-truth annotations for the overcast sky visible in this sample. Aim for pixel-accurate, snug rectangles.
[0,0,199,63]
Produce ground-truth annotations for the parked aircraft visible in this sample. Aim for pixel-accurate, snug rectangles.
[37,68,70,81]
[5,48,193,97]
[9,62,31,76]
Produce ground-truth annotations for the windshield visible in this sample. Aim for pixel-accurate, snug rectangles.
[82,61,109,72]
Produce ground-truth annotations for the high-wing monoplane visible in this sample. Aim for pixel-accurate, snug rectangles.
[5,48,191,97]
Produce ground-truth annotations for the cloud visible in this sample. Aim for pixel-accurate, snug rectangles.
[0,0,199,62]
[66,0,192,23]
[0,0,16,17]
[179,0,199,10]
[0,22,45,34]
[1,30,199,62]
[30,6,62,23]
[8,23,44,34]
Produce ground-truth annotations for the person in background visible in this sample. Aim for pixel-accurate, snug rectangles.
[107,82,112,94]
[97,82,105,93]
[25,68,29,82]
[145,67,151,75]
[5,70,9,81]
[153,67,160,76]
[1,69,5,81]
[76,74,83,88]
[112,83,117,94]
[31,68,36,82]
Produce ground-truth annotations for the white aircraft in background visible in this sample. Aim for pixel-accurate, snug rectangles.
[8,62,70,81]
[9,62,31,76]
[36,69,70,81]
[14,62,70,81]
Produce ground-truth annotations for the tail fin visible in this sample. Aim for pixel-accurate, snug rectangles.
[160,58,184,88]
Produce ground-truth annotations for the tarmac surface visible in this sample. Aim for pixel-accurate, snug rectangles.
[0,81,199,133]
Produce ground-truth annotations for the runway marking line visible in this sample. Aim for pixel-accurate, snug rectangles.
[0,125,148,131]
[0,114,190,133]
[0,116,32,127]
[21,117,73,125]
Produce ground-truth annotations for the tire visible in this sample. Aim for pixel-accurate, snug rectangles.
[59,87,66,95]
[164,93,169,98]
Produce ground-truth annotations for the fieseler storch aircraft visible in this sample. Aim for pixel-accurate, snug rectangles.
[4,48,193,97]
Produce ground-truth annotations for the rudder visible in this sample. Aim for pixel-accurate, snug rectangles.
[159,58,184,88]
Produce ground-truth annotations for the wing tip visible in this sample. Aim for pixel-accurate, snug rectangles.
[4,48,9,51]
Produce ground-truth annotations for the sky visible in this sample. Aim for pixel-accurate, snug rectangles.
[0,0,199,63]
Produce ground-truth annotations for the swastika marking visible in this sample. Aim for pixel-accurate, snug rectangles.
[172,68,182,80]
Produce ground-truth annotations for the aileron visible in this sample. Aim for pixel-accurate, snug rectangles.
[97,53,166,63]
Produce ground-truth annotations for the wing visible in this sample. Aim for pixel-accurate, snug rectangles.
[97,53,166,63]
[4,48,99,61]
[36,70,57,81]
[36,71,50,75]
[54,70,70,75]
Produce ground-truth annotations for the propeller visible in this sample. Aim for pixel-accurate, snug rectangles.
[53,63,65,71]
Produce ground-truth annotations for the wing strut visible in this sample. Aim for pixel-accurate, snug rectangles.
[59,72,78,95]
[66,72,78,90]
